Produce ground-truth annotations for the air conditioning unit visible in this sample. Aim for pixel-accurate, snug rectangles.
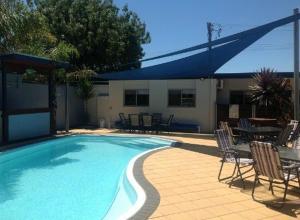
[216,79,223,90]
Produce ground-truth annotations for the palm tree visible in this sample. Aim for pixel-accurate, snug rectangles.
[249,68,292,124]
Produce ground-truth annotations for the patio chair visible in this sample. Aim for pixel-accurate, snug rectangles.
[139,112,149,126]
[219,121,239,145]
[289,121,300,142]
[129,114,140,132]
[160,114,174,133]
[119,113,129,130]
[290,119,299,125]
[250,141,300,203]
[142,115,153,133]
[276,124,294,147]
[292,136,300,149]
[152,113,162,133]
[238,118,252,129]
[237,118,253,142]
[215,129,253,188]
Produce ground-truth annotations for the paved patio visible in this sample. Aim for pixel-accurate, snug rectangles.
[70,129,300,219]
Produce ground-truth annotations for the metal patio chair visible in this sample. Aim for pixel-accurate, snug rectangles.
[129,114,140,132]
[292,136,300,149]
[160,114,174,133]
[276,124,294,147]
[142,115,153,133]
[237,118,253,142]
[219,121,239,145]
[289,120,300,142]
[250,141,300,204]
[152,113,162,134]
[215,129,253,188]
[119,113,129,130]
[238,118,252,129]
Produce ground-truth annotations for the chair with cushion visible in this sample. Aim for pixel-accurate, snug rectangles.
[250,141,300,203]
[215,129,253,188]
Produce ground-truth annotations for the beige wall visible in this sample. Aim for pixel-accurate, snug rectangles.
[217,78,255,104]
[87,84,109,125]
[217,78,293,104]
[99,79,217,133]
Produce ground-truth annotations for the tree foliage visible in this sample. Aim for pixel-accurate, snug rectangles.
[0,0,78,61]
[34,0,151,72]
[249,68,292,124]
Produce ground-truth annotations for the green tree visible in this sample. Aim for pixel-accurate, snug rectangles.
[250,68,292,124]
[0,0,78,61]
[68,68,96,122]
[34,0,151,72]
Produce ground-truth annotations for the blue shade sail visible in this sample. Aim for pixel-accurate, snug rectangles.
[100,13,300,80]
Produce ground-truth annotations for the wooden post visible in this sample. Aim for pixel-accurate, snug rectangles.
[1,60,8,143]
[294,8,300,120]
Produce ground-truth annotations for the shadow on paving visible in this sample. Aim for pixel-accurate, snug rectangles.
[173,141,219,158]
[170,141,300,218]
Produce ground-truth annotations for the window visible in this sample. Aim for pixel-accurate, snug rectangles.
[124,89,149,106]
[168,89,196,107]
[230,91,252,105]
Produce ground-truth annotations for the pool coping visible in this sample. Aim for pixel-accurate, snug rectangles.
[119,138,181,220]
[125,147,170,220]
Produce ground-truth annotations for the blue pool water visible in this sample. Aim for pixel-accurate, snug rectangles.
[0,135,173,220]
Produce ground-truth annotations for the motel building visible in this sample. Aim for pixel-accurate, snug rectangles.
[0,12,299,144]
[86,13,300,134]
[89,72,294,134]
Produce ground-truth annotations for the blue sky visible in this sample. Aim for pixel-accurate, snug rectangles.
[114,0,300,73]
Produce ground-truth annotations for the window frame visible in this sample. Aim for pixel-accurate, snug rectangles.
[168,89,196,108]
[124,89,149,107]
[229,90,252,105]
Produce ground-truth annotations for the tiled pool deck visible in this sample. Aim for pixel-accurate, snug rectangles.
[70,129,300,219]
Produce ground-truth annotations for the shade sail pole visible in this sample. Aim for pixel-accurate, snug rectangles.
[294,8,300,120]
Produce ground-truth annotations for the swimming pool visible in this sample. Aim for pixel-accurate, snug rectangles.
[0,135,173,220]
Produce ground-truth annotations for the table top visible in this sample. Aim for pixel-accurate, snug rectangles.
[249,118,277,122]
[231,144,300,162]
[233,126,282,134]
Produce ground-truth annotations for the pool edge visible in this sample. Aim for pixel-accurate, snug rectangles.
[119,146,171,220]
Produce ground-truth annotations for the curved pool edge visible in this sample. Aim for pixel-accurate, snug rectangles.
[119,146,171,220]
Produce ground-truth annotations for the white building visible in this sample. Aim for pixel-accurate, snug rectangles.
[87,72,293,133]
[88,13,299,133]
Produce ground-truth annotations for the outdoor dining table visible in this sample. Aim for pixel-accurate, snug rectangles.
[231,143,300,162]
[233,126,282,141]
[249,118,277,127]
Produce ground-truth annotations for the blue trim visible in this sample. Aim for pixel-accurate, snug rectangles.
[214,72,294,79]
